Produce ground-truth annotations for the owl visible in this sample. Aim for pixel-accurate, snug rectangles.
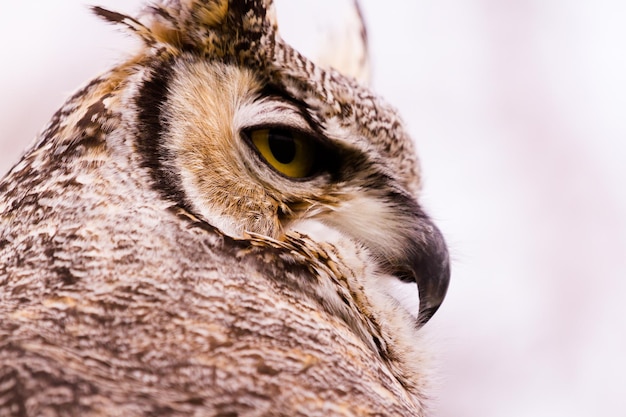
[0,1,449,416]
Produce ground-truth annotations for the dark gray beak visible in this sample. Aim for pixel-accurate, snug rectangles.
[388,194,450,327]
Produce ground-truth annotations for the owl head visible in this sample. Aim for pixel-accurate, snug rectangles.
[89,0,449,327]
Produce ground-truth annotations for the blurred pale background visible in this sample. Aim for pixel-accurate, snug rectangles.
[1,1,625,416]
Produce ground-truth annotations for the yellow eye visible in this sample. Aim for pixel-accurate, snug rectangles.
[249,128,317,178]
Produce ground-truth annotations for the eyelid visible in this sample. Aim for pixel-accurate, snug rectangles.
[235,98,316,136]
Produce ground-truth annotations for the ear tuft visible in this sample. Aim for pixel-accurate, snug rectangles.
[95,1,276,64]
[92,6,156,46]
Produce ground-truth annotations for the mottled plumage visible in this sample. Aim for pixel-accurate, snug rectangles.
[0,1,449,416]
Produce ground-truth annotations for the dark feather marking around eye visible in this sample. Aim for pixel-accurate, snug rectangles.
[134,59,197,217]
[260,84,326,138]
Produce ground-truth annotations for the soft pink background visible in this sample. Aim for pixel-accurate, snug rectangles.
[1,2,624,416]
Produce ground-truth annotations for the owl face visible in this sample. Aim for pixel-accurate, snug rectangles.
[127,30,449,322]
[94,0,448,323]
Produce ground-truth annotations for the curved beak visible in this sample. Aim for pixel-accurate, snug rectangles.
[412,216,450,326]
[388,196,450,327]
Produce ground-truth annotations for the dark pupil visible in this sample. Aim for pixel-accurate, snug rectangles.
[268,131,297,164]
